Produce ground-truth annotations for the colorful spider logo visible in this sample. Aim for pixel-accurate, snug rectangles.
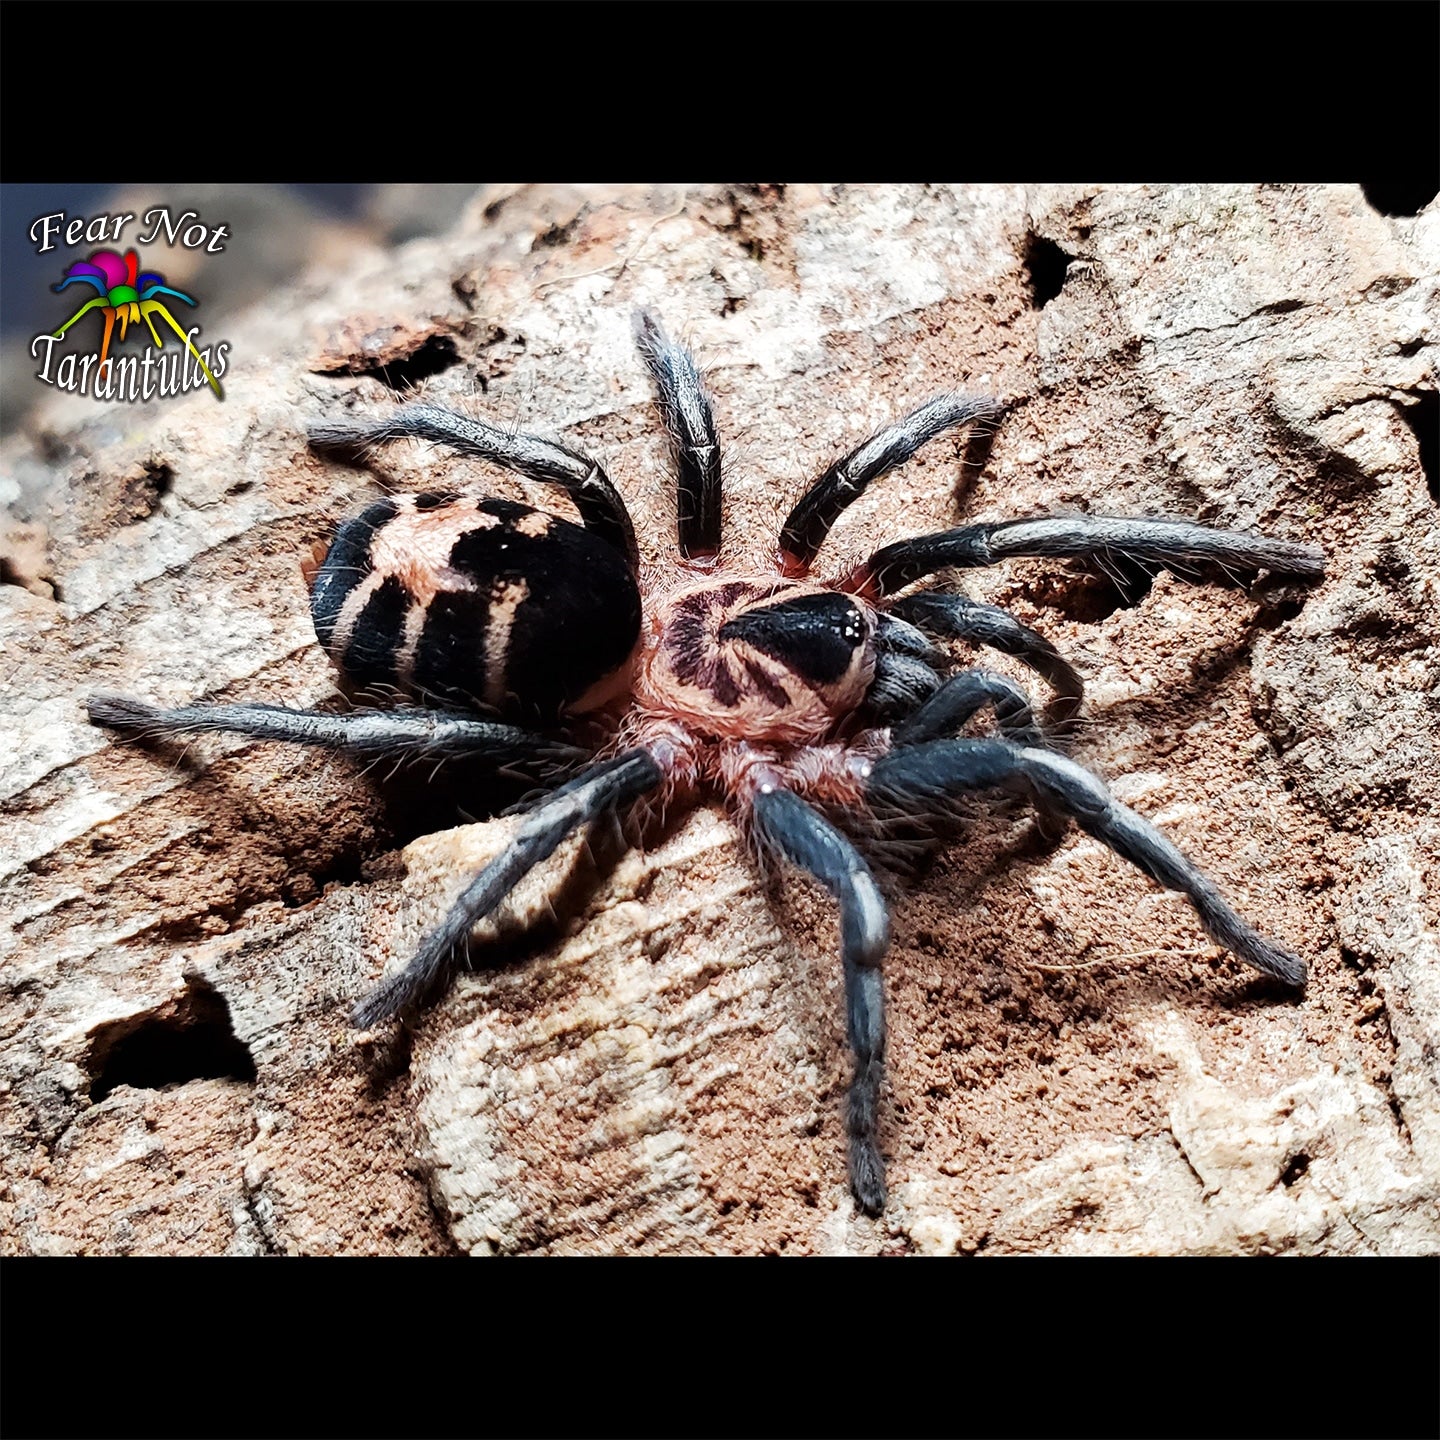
[50,248,222,397]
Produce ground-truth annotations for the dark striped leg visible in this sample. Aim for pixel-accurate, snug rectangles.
[86,693,583,767]
[633,311,722,561]
[353,749,663,1027]
[752,787,892,1214]
[866,738,1306,987]
[889,592,1085,738]
[309,403,638,569]
[847,514,1325,598]
[778,394,1004,574]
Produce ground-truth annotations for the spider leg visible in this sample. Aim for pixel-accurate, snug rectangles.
[308,404,639,570]
[888,669,1069,841]
[86,693,585,767]
[888,592,1086,738]
[845,514,1326,598]
[863,649,943,726]
[138,284,197,307]
[865,738,1306,987]
[138,304,164,349]
[751,786,892,1215]
[633,310,722,562]
[778,394,1003,575]
[892,668,1042,748]
[351,748,662,1027]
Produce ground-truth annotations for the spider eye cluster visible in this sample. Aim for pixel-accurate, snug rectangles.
[718,590,870,685]
[308,493,641,721]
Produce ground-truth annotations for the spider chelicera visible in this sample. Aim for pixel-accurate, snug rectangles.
[89,310,1325,1214]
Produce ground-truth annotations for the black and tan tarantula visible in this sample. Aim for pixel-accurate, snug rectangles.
[89,311,1324,1214]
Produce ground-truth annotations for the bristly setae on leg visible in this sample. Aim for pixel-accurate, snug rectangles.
[89,306,1326,1220]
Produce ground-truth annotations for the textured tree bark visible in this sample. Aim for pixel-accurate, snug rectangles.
[2,183,1436,1254]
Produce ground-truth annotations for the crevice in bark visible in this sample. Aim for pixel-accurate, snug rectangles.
[1024,234,1073,309]
[1397,389,1437,504]
[86,975,257,1101]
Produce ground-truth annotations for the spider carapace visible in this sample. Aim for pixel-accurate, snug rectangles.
[90,310,1325,1215]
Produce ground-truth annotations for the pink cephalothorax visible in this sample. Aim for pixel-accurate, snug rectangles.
[635,578,877,744]
[90,309,1326,1215]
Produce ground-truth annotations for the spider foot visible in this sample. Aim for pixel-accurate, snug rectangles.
[848,1053,888,1215]
[849,1141,888,1216]
[867,739,1307,988]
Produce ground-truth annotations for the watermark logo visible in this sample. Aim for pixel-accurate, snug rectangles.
[29,207,232,403]
[43,248,224,397]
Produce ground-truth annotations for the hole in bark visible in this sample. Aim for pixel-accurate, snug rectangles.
[87,976,257,1101]
[315,333,463,391]
[373,760,544,852]
[1025,234,1073,309]
[0,558,32,590]
[1014,558,1156,622]
[535,215,582,249]
[143,459,173,502]
[1279,1152,1310,1187]
[365,334,462,392]
[1359,179,1438,217]
[119,459,175,525]
[1253,595,1306,629]
[1398,389,1437,503]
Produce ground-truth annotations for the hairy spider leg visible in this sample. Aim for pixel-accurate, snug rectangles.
[891,668,1042,748]
[86,693,583,767]
[864,650,942,726]
[887,669,1069,840]
[778,394,1004,575]
[866,737,1308,988]
[888,592,1086,739]
[751,786,892,1214]
[350,749,663,1028]
[308,404,638,570]
[846,514,1327,598]
[633,310,723,562]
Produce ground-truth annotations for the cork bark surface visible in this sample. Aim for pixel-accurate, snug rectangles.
[1,183,1436,1255]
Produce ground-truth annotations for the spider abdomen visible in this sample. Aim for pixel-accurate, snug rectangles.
[306,494,641,720]
[636,579,876,742]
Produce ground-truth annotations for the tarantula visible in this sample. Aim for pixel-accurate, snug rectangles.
[89,311,1324,1215]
